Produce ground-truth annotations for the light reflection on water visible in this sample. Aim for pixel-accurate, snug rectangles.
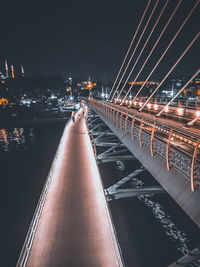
[0,127,34,151]
[116,160,190,256]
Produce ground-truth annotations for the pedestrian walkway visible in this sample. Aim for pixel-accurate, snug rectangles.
[19,106,123,267]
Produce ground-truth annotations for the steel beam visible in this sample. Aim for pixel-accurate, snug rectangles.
[168,247,200,267]
[105,186,165,201]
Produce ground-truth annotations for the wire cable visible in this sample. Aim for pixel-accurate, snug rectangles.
[117,0,169,100]
[110,0,159,101]
[139,31,200,111]
[108,0,151,100]
[156,68,200,117]
[122,0,182,102]
[131,0,200,104]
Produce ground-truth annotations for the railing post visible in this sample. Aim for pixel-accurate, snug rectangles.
[109,107,112,120]
[131,115,135,140]
[139,118,144,147]
[166,129,173,170]
[125,113,128,134]
[120,112,123,130]
[150,122,156,156]
[116,110,119,126]
[111,109,114,122]
[191,140,200,192]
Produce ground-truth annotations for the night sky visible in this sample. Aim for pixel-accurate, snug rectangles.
[0,0,199,81]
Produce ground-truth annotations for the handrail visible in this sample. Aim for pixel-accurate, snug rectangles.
[90,98,200,192]
[16,118,72,267]
[100,100,200,144]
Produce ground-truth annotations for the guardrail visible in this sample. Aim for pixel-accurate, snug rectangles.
[114,97,200,123]
[16,118,71,267]
[90,98,200,192]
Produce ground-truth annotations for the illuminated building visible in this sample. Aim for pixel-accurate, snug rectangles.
[21,65,25,77]
[11,65,15,79]
[5,60,9,78]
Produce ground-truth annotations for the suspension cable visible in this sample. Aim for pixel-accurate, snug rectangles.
[139,31,200,112]
[108,0,151,100]
[122,0,182,102]
[110,0,159,102]
[117,0,169,100]
[156,69,200,117]
[131,0,200,103]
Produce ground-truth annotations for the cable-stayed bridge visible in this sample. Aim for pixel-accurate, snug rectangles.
[17,0,200,266]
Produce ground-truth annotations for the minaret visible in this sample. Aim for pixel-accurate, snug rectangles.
[102,83,104,95]
[21,65,25,77]
[5,60,9,78]
[11,65,15,79]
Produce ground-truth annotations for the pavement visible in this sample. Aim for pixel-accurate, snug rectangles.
[25,106,123,267]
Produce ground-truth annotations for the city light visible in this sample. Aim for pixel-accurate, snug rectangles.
[177,108,184,115]
[147,103,151,109]
[164,106,169,112]
[196,110,200,117]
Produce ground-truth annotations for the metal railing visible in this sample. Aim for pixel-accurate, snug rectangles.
[90,98,200,192]
[114,97,200,123]
[16,118,71,267]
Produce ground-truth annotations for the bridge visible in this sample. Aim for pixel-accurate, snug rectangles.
[16,100,200,267]
[16,0,200,266]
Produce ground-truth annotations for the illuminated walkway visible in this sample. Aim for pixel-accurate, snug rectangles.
[19,107,123,267]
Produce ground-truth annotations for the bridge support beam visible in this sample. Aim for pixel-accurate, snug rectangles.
[168,247,200,266]
[105,186,165,201]
[105,167,165,201]
[97,144,135,163]
[90,103,200,227]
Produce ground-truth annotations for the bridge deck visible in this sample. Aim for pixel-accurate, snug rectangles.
[112,103,200,136]
[24,107,123,267]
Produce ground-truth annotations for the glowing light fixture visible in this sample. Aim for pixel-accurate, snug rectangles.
[196,110,200,117]
[164,106,169,112]
[147,103,151,109]
[177,108,184,115]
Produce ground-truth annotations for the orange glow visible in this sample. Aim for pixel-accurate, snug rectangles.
[128,81,159,86]
[0,98,8,105]
[1,80,5,84]
[0,129,8,144]
[11,65,15,79]
[85,80,96,90]
[66,88,71,92]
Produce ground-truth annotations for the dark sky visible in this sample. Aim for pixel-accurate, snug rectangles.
[0,0,199,81]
